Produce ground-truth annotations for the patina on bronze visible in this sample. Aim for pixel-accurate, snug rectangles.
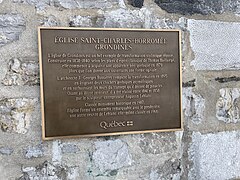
[38,27,182,140]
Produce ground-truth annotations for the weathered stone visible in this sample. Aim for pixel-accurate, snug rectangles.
[118,0,127,9]
[53,0,118,9]
[182,79,196,87]
[2,58,39,86]
[139,132,178,154]
[61,144,79,154]
[0,98,37,134]
[69,16,93,27]
[53,0,79,9]
[149,159,181,180]
[188,20,240,70]
[40,15,59,27]
[151,17,187,30]
[24,144,44,159]
[68,15,107,28]
[149,169,159,180]
[182,88,205,124]
[216,88,240,123]
[19,161,79,180]
[69,10,187,30]
[13,0,119,10]
[52,140,62,165]
[69,8,151,28]
[0,14,25,47]
[103,8,144,28]
[128,0,144,8]
[12,0,52,11]
[155,0,240,15]
[95,16,106,28]
[102,7,159,29]
[92,139,132,175]
[0,147,14,155]
[189,131,240,179]
[215,76,240,83]
[150,16,187,72]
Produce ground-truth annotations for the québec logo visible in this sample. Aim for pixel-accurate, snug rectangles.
[99,120,134,130]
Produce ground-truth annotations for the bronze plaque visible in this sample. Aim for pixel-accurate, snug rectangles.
[38,27,182,140]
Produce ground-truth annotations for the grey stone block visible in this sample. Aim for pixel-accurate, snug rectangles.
[189,131,240,179]
[128,0,144,8]
[103,8,144,28]
[0,14,25,47]
[0,98,38,134]
[155,0,240,15]
[216,88,240,123]
[188,19,240,70]
[61,144,79,154]
[12,0,52,11]
[2,58,39,86]
[24,144,44,159]
[19,161,79,180]
[0,147,14,155]
[40,15,60,27]
[69,16,93,27]
[53,0,118,9]
[92,139,133,175]
[149,159,181,180]
[182,88,205,124]
[139,132,178,154]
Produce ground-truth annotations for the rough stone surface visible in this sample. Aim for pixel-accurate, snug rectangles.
[53,0,118,9]
[183,79,196,87]
[68,10,188,30]
[189,131,240,180]
[19,161,79,180]
[92,139,133,175]
[155,0,240,15]
[149,159,181,180]
[128,0,144,8]
[188,19,240,70]
[69,15,107,27]
[216,88,240,123]
[12,0,51,11]
[52,140,62,165]
[182,88,205,124]
[151,17,187,30]
[40,15,59,27]
[0,147,14,155]
[106,7,191,29]
[69,16,93,27]
[24,144,44,159]
[13,0,119,11]
[103,8,144,28]
[61,144,79,154]
[2,58,39,86]
[139,132,178,154]
[0,98,37,134]
[0,14,25,47]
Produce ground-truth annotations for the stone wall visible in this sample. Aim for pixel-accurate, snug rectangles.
[0,0,240,179]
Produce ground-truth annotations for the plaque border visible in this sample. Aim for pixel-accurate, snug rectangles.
[38,27,183,140]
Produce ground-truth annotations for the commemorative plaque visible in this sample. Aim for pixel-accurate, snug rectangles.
[38,27,182,140]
